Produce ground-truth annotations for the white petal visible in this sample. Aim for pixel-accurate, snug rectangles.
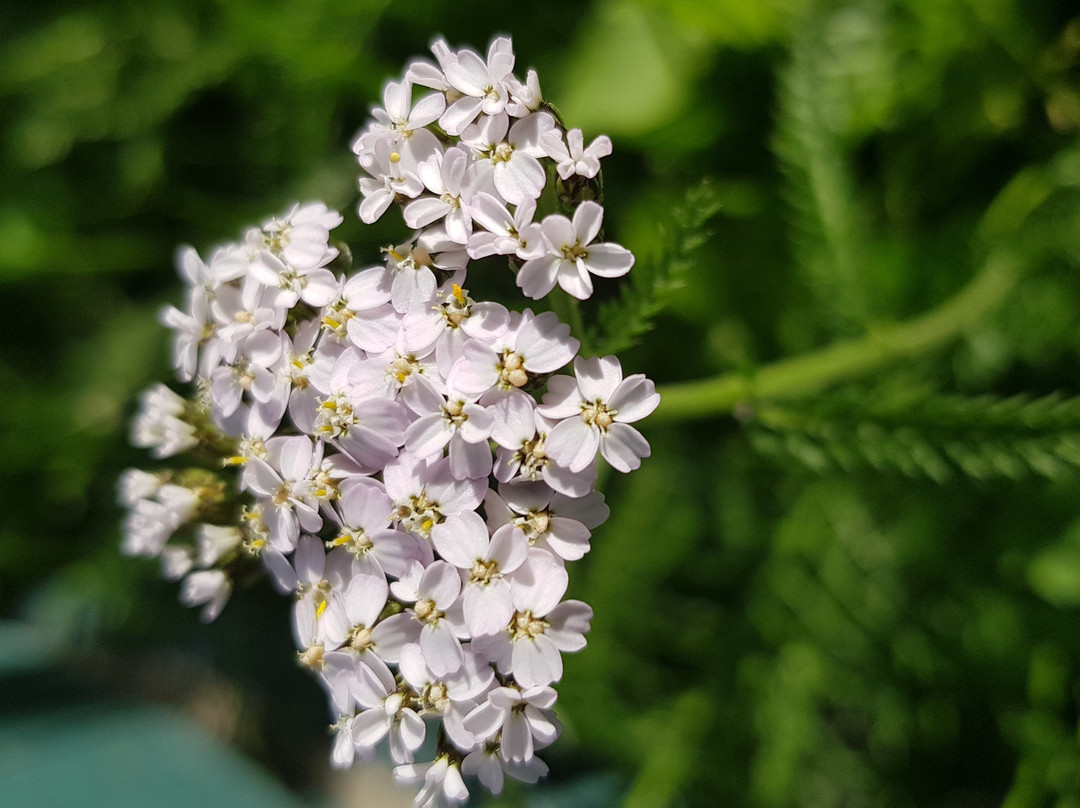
[465,581,515,637]
[584,243,635,278]
[608,373,660,422]
[422,620,464,677]
[420,559,463,607]
[516,255,560,300]
[545,418,599,473]
[501,709,534,763]
[397,708,427,752]
[431,511,489,569]
[487,523,528,572]
[406,412,452,458]
[572,200,604,245]
[574,355,623,403]
[352,708,390,748]
[512,635,562,688]
[600,422,651,473]
[545,600,593,651]
[494,154,545,206]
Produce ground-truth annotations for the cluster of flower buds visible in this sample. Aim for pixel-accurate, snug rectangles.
[120,36,658,807]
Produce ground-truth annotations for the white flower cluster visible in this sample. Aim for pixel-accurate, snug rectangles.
[120,36,658,807]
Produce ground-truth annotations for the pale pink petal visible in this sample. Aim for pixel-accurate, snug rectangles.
[557,261,593,300]
[352,709,391,748]
[421,559,463,607]
[494,154,545,206]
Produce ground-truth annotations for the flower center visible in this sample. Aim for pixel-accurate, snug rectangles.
[328,527,372,556]
[232,361,255,390]
[492,141,514,164]
[442,399,468,428]
[348,624,374,652]
[288,352,313,389]
[498,351,529,389]
[510,610,549,641]
[321,299,356,337]
[414,598,444,625]
[581,400,616,430]
[513,433,549,480]
[424,681,450,713]
[439,284,471,329]
[387,353,423,386]
[514,509,551,542]
[315,392,358,438]
[393,493,442,537]
[470,558,500,585]
[560,242,588,262]
[297,642,324,670]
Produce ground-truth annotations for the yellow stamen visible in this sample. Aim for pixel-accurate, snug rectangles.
[316,599,328,618]
[452,284,466,304]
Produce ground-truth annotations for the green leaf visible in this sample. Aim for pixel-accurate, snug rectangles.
[749,391,1080,482]
[553,0,711,138]
[589,179,723,356]
[1028,519,1080,608]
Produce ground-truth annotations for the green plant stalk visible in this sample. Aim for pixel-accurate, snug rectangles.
[651,250,1023,423]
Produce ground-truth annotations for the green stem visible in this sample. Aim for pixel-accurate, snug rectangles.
[651,249,1023,423]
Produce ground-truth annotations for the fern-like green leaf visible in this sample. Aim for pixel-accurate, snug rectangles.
[589,179,722,357]
[747,390,1080,482]
[772,7,879,334]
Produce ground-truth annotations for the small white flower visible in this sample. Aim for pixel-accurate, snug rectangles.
[539,355,660,473]
[541,128,612,180]
[437,36,517,135]
[517,201,634,300]
[394,755,470,808]
[431,512,529,636]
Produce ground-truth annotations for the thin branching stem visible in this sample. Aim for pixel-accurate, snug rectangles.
[652,250,1023,423]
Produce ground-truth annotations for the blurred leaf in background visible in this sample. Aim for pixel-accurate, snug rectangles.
[4,0,1080,806]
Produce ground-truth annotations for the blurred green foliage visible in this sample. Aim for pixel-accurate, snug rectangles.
[3,0,1080,806]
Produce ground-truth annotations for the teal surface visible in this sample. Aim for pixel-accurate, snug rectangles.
[0,704,313,808]
[0,620,312,808]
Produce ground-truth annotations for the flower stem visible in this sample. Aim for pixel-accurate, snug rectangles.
[651,249,1023,423]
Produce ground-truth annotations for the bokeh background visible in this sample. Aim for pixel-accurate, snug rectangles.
[3,0,1080,805]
